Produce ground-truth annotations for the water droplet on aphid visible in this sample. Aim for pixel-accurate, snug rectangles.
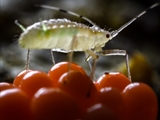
[67,25,71,27]
[94,26,99,30]
[59,25,64,28]
[64,18,69,22]
[52,26,58,29]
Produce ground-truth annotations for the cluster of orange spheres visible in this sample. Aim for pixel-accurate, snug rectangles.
[0,62,158,120]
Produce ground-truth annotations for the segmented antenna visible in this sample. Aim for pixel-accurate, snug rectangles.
[35,4,96,26]
[111,3,159,38]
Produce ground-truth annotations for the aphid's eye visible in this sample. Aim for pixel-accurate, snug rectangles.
[106,34,110,38]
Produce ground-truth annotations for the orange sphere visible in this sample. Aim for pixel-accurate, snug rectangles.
[57,70,97,111]
[31,88,81,120]
[13,69,32,87]
[122,82,158,120]
[97,72,131,92]
[48,62,87,87]
[0,88,32,120]
[19,71,53,97]
[96,87,125,120]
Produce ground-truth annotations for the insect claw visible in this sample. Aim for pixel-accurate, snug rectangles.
[85,55,92,61]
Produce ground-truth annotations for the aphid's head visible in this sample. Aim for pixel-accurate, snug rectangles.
[92,30,112,51]
[92,26,112,43]
[105,31,112,40]
[101,31,112,43]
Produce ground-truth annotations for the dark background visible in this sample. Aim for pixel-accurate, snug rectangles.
[1,0,160,119]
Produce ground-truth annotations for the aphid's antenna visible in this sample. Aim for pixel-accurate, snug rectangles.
[15,20,31,71]
[35,4,97,26]
[111,3,159,38]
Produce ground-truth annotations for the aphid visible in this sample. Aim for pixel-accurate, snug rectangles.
[16,3,159,80]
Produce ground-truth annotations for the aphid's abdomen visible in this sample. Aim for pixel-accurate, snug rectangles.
[19,19,105,52]
[19,20,77,49]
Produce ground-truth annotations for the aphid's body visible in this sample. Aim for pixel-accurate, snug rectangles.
[16,3,159,80]
[19,19,109,53]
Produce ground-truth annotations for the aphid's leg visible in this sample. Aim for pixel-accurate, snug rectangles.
[50,50,55,65]
[15,20,31,72]
[85,55,92,61]
[90,58,97,81]
[25,49,31,71]
[68,50,74,72]
[85,53,92,72]
[67,36,77,72]
[85,50,99,80]
[85,50,99,61]
[99,49,131,82]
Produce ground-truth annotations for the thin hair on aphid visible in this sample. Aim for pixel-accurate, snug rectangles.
[15,3,159,81]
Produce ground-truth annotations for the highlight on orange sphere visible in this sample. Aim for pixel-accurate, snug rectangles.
[0,82,16,92]
[84,103,116,120]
